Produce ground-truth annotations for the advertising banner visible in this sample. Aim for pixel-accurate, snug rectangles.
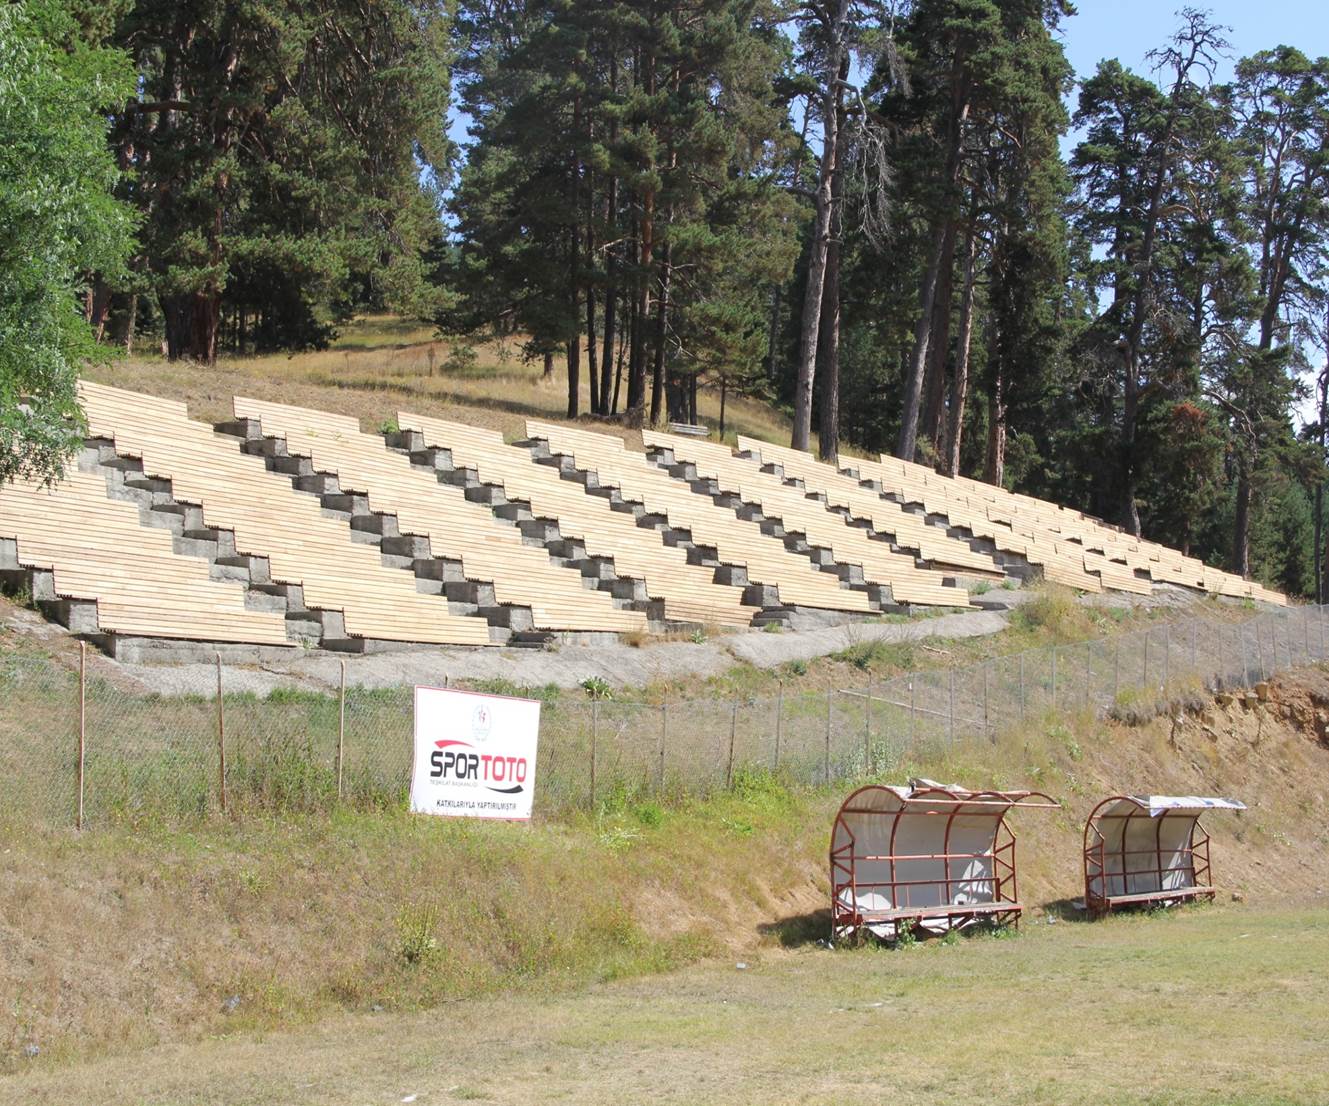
[409,686,540,820]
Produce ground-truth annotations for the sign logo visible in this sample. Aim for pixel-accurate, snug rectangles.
[410,687,540,820]
[471,703,493,741]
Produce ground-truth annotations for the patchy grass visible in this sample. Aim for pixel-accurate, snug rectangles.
[2,660,1328,1083]
[5,905,1327,1105]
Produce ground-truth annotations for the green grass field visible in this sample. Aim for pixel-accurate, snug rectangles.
[3,904,1324,1106]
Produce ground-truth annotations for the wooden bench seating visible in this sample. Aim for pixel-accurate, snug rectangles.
[645,430,971,609]
[397,412,759,628]
[79,381,492,646]
[526,421,875,614]
[0,466,291,645]
[233,398,645,634]
[1096,887,1214,908]
[853,900,1021,924]
[735,435,1003,578]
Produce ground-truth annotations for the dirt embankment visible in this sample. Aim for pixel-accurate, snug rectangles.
[1,668,1326,1072]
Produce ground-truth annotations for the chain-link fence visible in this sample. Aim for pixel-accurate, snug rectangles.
[2,603,1325,828]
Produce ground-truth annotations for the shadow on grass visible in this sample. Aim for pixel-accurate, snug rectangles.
[1037,896,1094,924]
[758,909,832,948]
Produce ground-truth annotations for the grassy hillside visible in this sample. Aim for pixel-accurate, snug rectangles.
[2,664,1326,1073]
[88,315,800,453]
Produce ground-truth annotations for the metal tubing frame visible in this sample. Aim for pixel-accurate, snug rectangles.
[1082,795,1217,916]
[830,784,1056,941]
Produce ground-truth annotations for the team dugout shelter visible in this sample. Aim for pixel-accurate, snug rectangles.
[830,779,1058,942]
[1083,794,1245,915]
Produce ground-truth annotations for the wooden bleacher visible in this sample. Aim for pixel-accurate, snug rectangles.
[525,420,875,614]
[397,412,760,628]
[734,435,1002,578]
[232,397,646,634]
[0,465,291,645]
[643,430,971,609]
[78,382,492,647]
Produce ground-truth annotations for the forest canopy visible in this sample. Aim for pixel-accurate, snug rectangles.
[3,0,1328,598]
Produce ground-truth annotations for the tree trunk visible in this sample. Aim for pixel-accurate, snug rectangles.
[586,289,599,416]
[1231,453,1252,578]
[816,175,843,463]
[942,225,978,477]
[984,353,1006,487]
[649,235,673,426]
[719,375,728,437]
[542,350,554,380]
[599,284,616,414]
[920,221,957,453]
[611,321,627,415]
[567,333,580,419]
[124,292,138,356]
[897,64,970,461]
[790,32,850,452]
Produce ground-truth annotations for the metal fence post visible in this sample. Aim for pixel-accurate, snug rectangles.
[216,653,227,815]
[589,699,598,810]
[1051,648,1058,712]
[1018,653,1026,723]
[77,641,86,831]
[1304,608,1311,664]
[336,659,346,802]
[947,669,956,747]
[824,684,832,784]
[1083,642,1091,712]
[773,683,783,771]
[982,664,989,738]
[863,680,872,774]
[727,701,737,789]
[657,704,667,794]
[1256,621,1266,680]
[909,679,916,745]
[1240,624,1250,686]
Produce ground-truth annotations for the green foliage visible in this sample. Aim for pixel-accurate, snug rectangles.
[0,0,135,485]
[580,676,613,701]
[104,0,455,361]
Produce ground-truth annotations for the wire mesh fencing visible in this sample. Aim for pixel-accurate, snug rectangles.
[2,603,1326,828]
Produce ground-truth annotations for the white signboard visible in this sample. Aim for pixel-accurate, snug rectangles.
[409,686,540,820]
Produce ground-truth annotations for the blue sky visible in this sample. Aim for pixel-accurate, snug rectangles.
[1058,0,1325,91]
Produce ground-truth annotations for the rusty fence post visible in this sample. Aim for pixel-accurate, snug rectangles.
[77,641,86,831]
[1083,642,1090,712]
[727,701,737,789]
[336,659,346,802]
[1051,647,1058,712]
[982,664,990,738]
[863,681,872,774]
[1018,653,1026,723]
[947,669,956,747]
[824,684,832,784]
[657,704,667,795]
[216,653,227,814]
[589,700,598,811]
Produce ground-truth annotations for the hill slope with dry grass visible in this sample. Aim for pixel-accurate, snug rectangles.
[2,664,1326,1075]
[87,315,798,453]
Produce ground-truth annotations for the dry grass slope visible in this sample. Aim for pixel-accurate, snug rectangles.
[89,315,801,452]
[1,664,1326,1085]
